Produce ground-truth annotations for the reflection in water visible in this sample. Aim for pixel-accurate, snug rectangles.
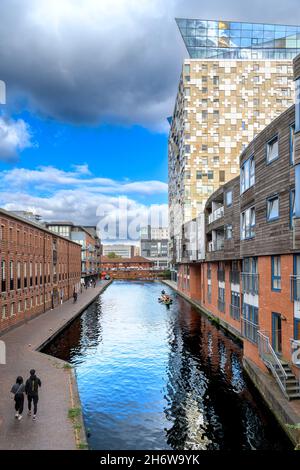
[43,281,292,450]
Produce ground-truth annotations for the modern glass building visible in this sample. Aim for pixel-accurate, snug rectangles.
[176,19,300,59]
[168,19,299,272]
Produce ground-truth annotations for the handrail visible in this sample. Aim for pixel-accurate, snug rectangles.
[258,330,288,398]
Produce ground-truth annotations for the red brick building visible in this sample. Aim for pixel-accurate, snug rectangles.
[175,53,300,401]
[0,209,81,334]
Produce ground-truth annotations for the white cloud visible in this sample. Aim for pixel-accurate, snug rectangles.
[0,117,34,161]
[0,164,168,239]
[0,165,168,194]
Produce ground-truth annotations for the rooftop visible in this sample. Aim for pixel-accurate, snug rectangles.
[176,18,300,59]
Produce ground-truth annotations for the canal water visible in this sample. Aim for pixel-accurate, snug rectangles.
[43,281,292,450]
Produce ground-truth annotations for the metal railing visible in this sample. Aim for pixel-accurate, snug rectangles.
[208,239,224,252]
[258,330,289,399]
[242,317,258,344]
[218,299,225,312]
[230,270,240,285]
[290,275,300,301]
[230,304,240,321]
[208,206,224,224]
[241,272,259,295]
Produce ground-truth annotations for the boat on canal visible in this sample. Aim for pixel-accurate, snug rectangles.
[158,295,173,305]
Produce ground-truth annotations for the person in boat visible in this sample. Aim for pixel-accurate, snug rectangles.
[161,290,165,295]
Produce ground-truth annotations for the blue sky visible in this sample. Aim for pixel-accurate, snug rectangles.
[1,0,300,236]
[0,111,168,206]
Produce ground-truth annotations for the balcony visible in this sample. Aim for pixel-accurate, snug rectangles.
[290,275,300,301]
[208,206,224,224]
[208,239,224,252]
[230,270,240,284]
[241,272,259,295]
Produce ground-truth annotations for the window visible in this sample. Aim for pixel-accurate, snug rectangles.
[225,190,232,207]
[17,261,21,289]
[271,256,281,291]
[208,170,214,180]
[213,110,219,121]
[202,110,207,120]
[202,144,208,151]
[184,64,190,74]
[230,292,240,320]
[9,261,13,291]
[241,206,255,240]
[30,261,33,287]
[196,171,202,180]
[218,287,225,313]
[295,319,300,340]
[24,262,27,288]
[18,301,22,314]
[207,263,211,280]
[290,124,295,165]
[240,155,255,193]
[219,170,225,182]
[184,87,190,97]
[207,284,212,303]
[290,189,295,228]
[213,76,219,86]
[266,135,279,163]
[1,260,6,293]
[225,224,233,240]
[242,304,259,343]
[267,195,279,221]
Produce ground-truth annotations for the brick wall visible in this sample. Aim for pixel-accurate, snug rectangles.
[0,212,81,334]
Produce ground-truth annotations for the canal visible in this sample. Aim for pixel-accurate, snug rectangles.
[43,281,292,450]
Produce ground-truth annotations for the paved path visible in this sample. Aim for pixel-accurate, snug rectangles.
[0,280,111,450]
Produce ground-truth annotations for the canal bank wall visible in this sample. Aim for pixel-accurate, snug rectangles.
[0,280,112,450]
[162,279,300,449]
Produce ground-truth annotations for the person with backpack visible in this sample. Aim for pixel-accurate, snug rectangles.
[25,369,42,420]
[11,376,25,421]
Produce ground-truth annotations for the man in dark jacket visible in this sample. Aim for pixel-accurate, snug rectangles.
[25,369,42,420]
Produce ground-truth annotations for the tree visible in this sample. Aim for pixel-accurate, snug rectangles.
[107,252,118,259]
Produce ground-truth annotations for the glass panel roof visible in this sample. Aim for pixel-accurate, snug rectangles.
[176,18,300,59]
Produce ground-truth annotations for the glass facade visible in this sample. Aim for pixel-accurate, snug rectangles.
[176,19,300,59]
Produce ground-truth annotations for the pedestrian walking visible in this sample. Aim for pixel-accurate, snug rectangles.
[25,369,42,420]
[11,376,25,421]
[73,289,78,303]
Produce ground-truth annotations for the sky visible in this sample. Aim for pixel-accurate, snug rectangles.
[0,0,300,240]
